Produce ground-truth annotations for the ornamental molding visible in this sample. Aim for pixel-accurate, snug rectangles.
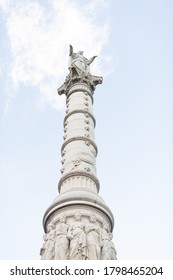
[61,136,98,155]
[68,82,91,94]
[64,110,96,127]
[43,202,115,233]
[66,87,94,104]
[58,171,100,192]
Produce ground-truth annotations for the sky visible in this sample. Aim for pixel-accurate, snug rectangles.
[0,0,173,260]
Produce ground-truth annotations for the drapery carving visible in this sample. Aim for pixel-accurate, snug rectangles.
[41,213,116,260]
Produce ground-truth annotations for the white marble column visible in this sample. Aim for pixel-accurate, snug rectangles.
[41,46,117,260]
[59,83,99,195]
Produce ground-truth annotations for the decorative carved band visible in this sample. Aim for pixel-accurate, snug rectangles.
[58,171,100,192]
[68,82,91,93]
[61,136,98,155]
[66,83,94,103]
[64,110,96,127]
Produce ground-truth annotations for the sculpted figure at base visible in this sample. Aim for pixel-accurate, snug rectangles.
[55,215,69,260]
[44,223,55,260]
[85,214,101,259]
[40,217,117,260]
[100,223,117,260]
[110,234,117,260]
[40,234,47,259]
[67,212,87,260]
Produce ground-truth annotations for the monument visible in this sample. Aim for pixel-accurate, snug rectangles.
[40,45,117,260]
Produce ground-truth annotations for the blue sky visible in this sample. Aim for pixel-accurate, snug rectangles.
[0,0,173,259]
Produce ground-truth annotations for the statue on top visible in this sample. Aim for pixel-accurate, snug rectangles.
[68,45,97,78]
[58,45,103,95]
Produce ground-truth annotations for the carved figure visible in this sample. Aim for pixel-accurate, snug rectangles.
[69,45,97,78]
[55,216,69,260]
[67,212,87,260]
[72,159,81,170]
[71,151,94,171]
[85,214,101,259]
[100,223,116,260]
[40,234,47,259]
[110,233,117,260]
[44,223,55,260]
[58,46,102,95]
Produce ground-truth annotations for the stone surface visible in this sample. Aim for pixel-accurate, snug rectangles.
[41,212,117,260]
[41,46,117,260]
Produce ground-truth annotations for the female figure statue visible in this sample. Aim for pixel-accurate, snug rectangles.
[40,234,47,259]
[100,223,117,260]
[54,215,69,259]
[85,214,101,259]
[44,223,55,260]
[58,45,102,95]
[68,45,97,78]
[67,212,87,260]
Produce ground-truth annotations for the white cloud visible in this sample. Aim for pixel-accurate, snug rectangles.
[0,0,11,12]
[2,0,110,110]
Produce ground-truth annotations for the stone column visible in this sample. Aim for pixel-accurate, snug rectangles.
[59,82,99,195]
[41,46,117,260]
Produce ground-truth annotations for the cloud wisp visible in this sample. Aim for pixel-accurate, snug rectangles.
[1,0,110,110]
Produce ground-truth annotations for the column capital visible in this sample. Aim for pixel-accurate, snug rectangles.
[58,74,103,95]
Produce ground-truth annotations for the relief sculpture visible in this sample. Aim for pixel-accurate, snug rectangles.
[41,215,116,260]
[100,223,117,260]
[40,234,47,260]
[44,223,55,260]
[67,212,87,260]
[71,151,94,171]
[54,216,69,260]
[85,214,101,259]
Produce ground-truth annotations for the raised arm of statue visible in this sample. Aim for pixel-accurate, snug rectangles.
[87,56,97,65]
[68,45,74,70]
[69,44,74,56]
